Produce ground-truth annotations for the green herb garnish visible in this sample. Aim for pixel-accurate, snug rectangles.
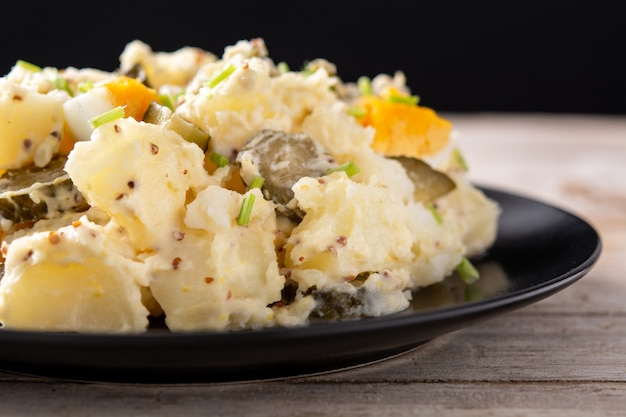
[301,60,315,76]
[325,161,361,177]
[347,106,368,118]
[357,76,372,96]
[88,106,125,129]
[386,94,420,106]
[277,62,290,74]
[427,203,443,224]
[237,176,265,226]
[209,152,230,168]
[206,63,236,89]
[249,175,265,189]
[77,80,94,93]
[48,69,73,97]
[456,257,479,284]
[451,148,469,172]
[159,94,176,111]
[16,60,42,72]
[237,194,256,226]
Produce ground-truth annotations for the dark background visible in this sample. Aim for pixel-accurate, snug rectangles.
[1,1,623,114]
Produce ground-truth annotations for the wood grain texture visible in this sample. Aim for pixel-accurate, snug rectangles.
[1,114,624,416]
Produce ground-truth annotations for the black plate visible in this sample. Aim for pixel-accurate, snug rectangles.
[0,187,601,383]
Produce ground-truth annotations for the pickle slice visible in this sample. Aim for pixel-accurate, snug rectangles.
[312,287,366,320]
[236,130,336,212]
[143,101,210,151]
[392,156,456,202]
[0,157,88,230]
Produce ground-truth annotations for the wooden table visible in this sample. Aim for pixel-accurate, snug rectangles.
[1,113,624,416]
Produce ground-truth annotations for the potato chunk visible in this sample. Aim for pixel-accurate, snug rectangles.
[146,186,290,331]
[0,217,150,333]
[65,118,210,251]
[285,173,415,286]
[0,79,67,170]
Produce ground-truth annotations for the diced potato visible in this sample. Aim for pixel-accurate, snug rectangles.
[285,174,415,288]
[65,118,210,251]
[403,200,465,288]
[436,174,501,257]
[285,173,467,295]
[176,56,338,157]
[119,40,217,90]
[0,79,67,170]
[146,186,289,331]
[0,217,150,333]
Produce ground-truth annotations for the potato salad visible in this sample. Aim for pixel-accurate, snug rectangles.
[0,39,500,333]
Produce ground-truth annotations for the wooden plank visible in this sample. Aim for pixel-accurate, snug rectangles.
[298,314,626,383]
[518,263,626,315]
[0,379,624,417]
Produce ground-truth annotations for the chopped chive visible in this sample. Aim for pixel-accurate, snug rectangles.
[277,61,290,74]
[53,76,73,96]
[77,80,94,93]
[325,161,361,177]
[357,76,372,95]
[206,63,236,89]
[159,93,176,111]
[209,152,230,168]
[386,94,420,106]
[347,106,368,118]
[301,60,315,76]
[237,194,256,226]
[238,176,265,226]
[427,203,443,224]
[48,69,73,97]
[88,106,125,128]
[249,175,264,189]
[451,148,469,172]
[456,257,480,284]
[160,91,184,110]
[16,60,42,72]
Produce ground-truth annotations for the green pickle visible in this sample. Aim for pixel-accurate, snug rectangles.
[0,157,88,230]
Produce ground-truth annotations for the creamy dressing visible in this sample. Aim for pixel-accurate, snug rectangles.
[0,173,86,232]
[0,38,500,333]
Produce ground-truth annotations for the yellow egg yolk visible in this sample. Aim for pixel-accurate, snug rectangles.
[104,76,160,121]
[355,87,452,158]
